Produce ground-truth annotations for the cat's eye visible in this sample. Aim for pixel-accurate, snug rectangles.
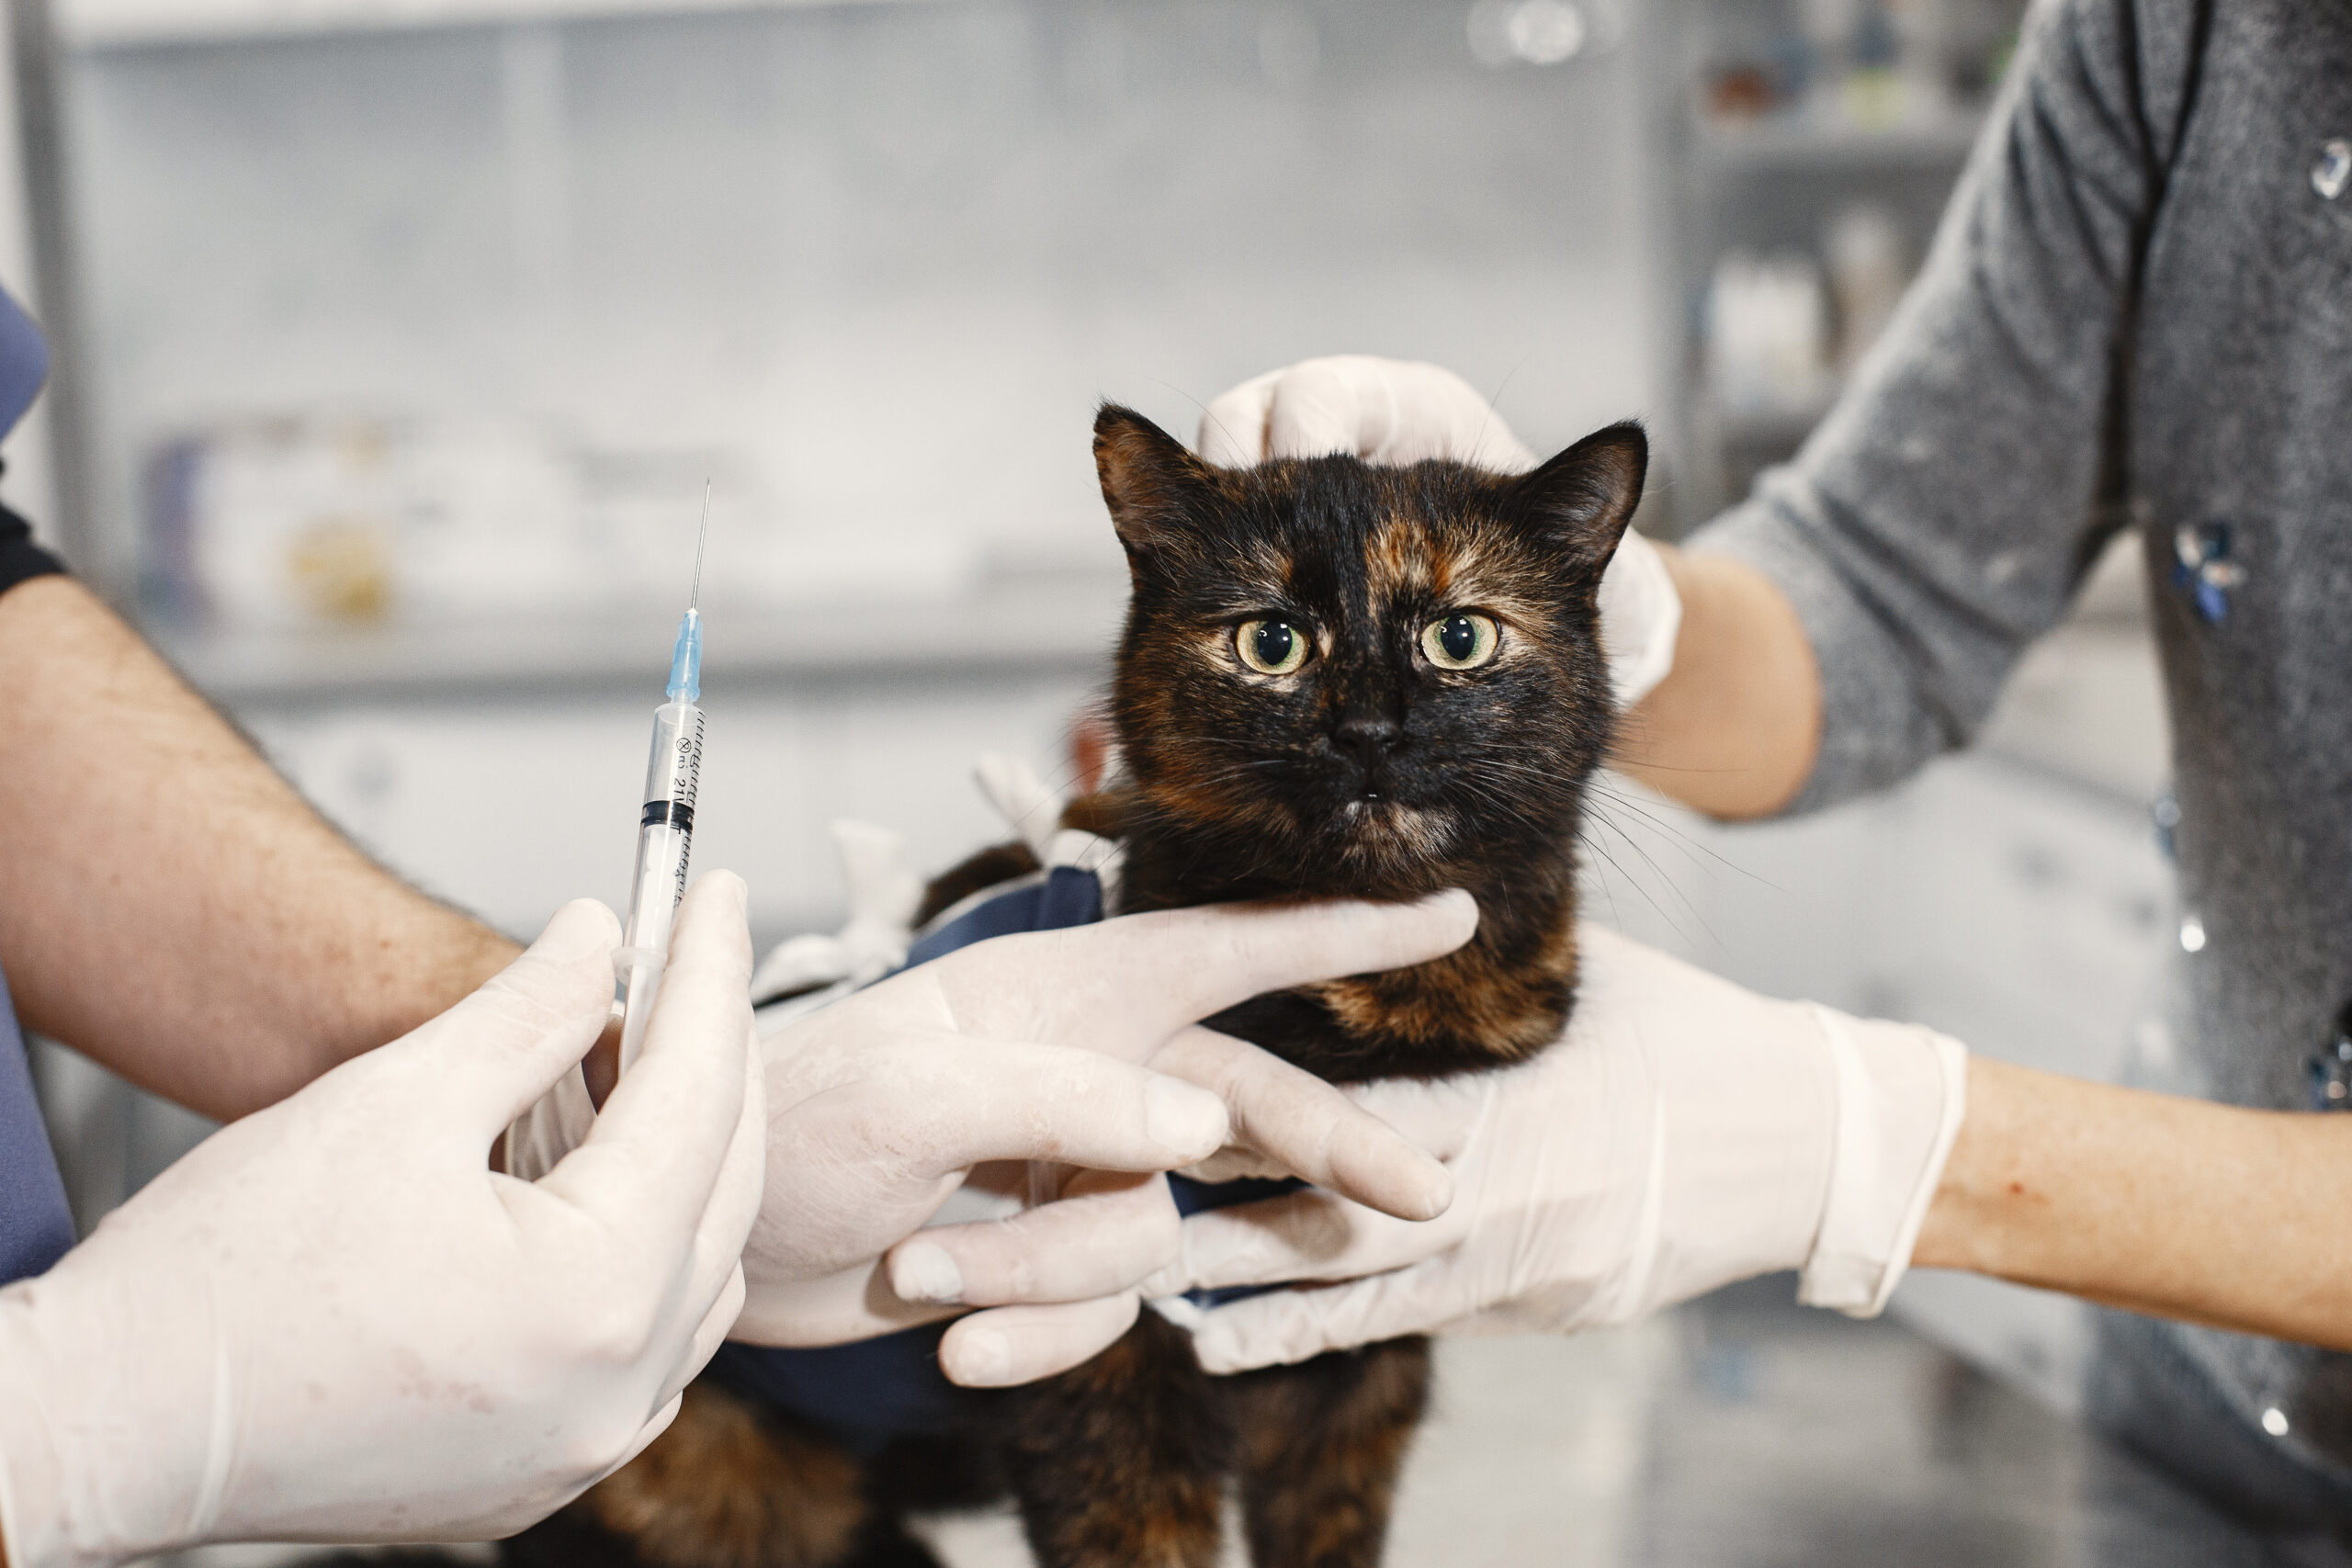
[1421,612,1500,671]
[1235,618,1311,675]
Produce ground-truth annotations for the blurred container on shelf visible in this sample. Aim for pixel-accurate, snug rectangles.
[1702,249,1831,418]
[1822,201,1910,370]
[141,416,976,632]
[1695,0,2016,138]
[1667,0,2025,522]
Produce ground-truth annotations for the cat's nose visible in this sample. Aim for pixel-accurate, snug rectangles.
[1331,715,1403,767]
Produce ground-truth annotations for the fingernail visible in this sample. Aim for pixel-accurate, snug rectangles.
[891,1241,965,1305]
[534,899,617,963]
[950,1328,1012,1387]
[1144,1077,1228,1159]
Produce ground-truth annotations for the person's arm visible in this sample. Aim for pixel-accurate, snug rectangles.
[1610,545,1821,818]
[1156,928,2352,1373]
[0,575,514,1120]
[1916,1059,2352,1347]
[1637,0,2192,823]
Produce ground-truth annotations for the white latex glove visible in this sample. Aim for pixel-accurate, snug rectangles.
[1200,355,1683,705]
[730,891,1481,1389]
[1153,923,1967,1373]
[0,874,765,1568]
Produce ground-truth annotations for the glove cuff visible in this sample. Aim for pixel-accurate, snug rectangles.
[1795,1008,1968,1317]
[1598,531,1681,708]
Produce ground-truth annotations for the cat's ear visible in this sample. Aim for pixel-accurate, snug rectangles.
[1095,403,1218,561]
[1505,421,1647,579]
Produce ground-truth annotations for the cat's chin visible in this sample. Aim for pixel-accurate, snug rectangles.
[1328,796,1457,874]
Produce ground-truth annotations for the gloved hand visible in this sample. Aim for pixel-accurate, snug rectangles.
[0,874,764,1567]
[1200,355,1683,705]
[1151,923,1967,1373]
[730,891,1480,1388]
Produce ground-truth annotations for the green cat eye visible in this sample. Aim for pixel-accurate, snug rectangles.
[1421,612,1500,671]
[1236,618,1310,675]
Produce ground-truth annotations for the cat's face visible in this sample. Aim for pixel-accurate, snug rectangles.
[1096,404,1645,899]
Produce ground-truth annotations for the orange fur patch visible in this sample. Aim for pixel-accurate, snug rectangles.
[584,1384,866,1568]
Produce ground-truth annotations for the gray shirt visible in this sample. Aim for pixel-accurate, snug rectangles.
[1692,0,2352,1507]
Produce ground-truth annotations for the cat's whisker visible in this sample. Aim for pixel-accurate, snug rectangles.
[1472,351,1536,470]
[1579,808,1722,949]
[1581,781,1784,891]
[1574,828,1707,948]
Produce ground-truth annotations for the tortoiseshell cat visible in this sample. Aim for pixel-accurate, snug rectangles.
[509,403,1645,1568]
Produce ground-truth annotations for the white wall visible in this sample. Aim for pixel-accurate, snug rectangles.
[60,0,1666,597]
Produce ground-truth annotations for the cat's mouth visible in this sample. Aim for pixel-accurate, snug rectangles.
[1334,795,1452,861]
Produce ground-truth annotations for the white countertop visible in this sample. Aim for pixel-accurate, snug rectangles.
[153,567,1129,706]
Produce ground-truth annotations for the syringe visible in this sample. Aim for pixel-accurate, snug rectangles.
[615,498,710,1073]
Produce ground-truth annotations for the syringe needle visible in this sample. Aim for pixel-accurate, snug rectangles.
[689,479,711,612]
[665,483,711,705]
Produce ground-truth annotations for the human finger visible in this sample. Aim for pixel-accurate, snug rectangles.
[1198,369,1280,467]
[658,1263,749,1412]
[1142,1186,1462,1300]
[673,1021,770,1337]
[1190,1262,1455,1373]
[888,1172,1177,1307]
[544,873,752,1254]
[400,898,619,1142]
[1341,1074,1491,1165]
[958,891,1476,1059]
[601,1391,686,1483]
[730,1259,958,1348]
[940,1293,1143,1387]
[1264,356,1383,458]
[1150,1026,1452,1221]
[1383,364,1538,470]
[815,1038,1230,1178]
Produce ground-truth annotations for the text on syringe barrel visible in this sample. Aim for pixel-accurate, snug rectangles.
[628,701,705,934]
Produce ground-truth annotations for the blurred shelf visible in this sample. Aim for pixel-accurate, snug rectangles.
[154,567,1127,707]
[56,0,934,51]
[1709,396,1836,448]
[1691,111,1986,175]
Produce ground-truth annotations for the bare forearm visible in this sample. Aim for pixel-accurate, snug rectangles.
[0,578,516,1120]
[1611,546,1821,820]
[1915,1057,2352,1348]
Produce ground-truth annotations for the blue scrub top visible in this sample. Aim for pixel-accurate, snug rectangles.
[0,283,77,1289]
[0,961,74,1284]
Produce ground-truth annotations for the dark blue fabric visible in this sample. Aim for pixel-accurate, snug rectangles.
[0,287,62,598]
[901,865,1104,967]
[0,287,47,444]
[709,864,1302,1449]
[704,1331,963,1458]
[0,288,74,1289]
[0,957,74,1286]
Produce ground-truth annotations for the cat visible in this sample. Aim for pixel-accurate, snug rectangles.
[506,401,1645,1568]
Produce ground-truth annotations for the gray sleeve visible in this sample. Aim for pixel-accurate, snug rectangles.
[1688,0,2199,812]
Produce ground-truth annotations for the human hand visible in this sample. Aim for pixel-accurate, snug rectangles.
[1199,355,1682,705]
[730,892,1480,1387]
[1152,923,1966,1372]
[0,874,764,1566]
